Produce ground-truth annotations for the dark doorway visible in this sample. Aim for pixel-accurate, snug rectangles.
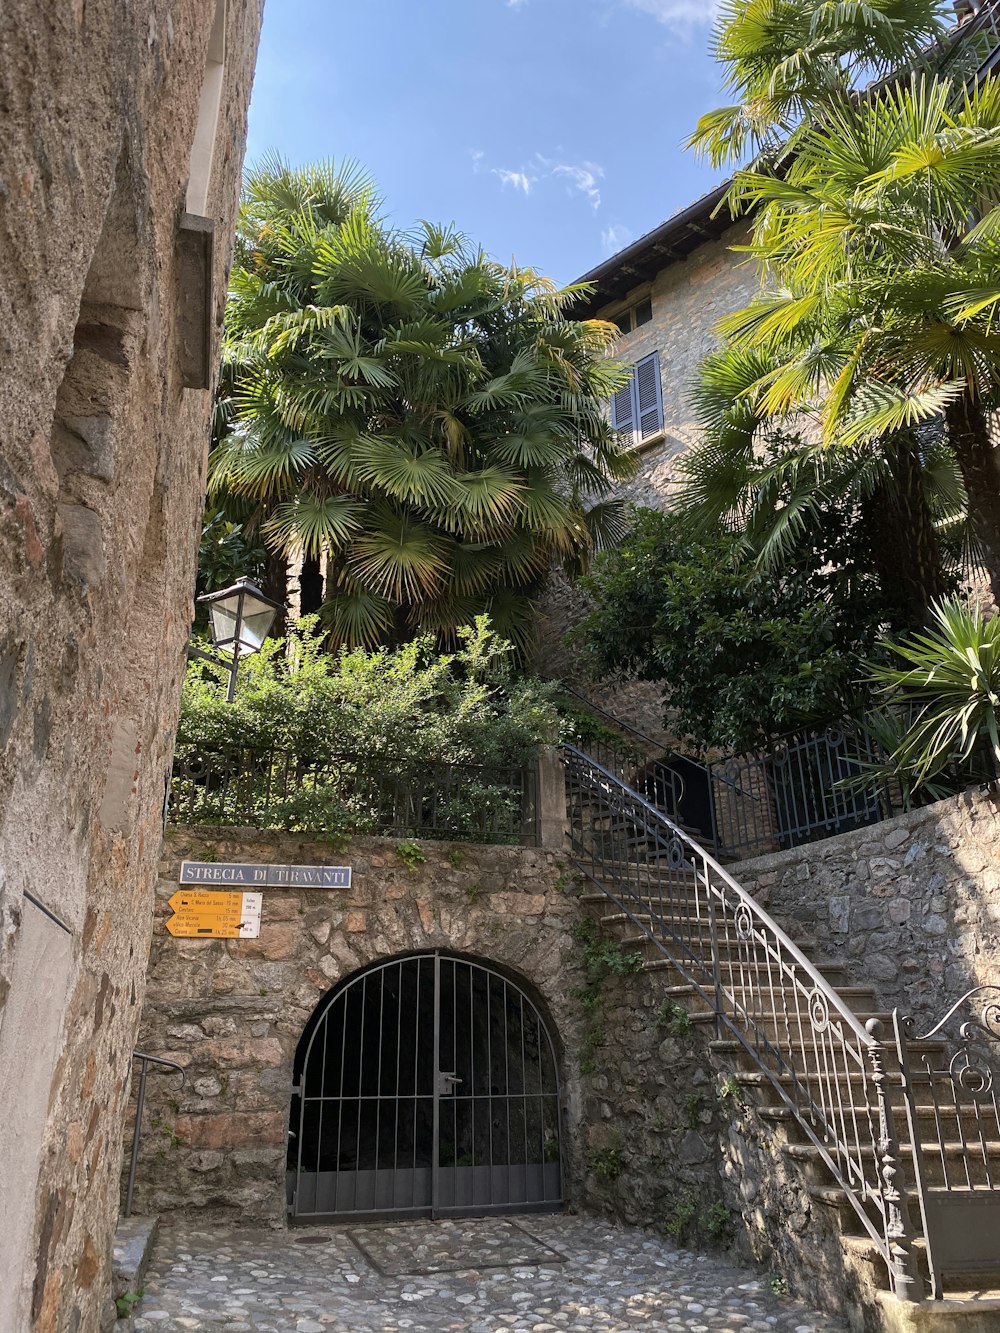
[287,952,563,1222]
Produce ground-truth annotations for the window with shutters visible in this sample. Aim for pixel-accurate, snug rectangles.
[610,350,664,448]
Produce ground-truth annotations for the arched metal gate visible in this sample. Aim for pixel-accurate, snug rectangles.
[288,952,563,1221]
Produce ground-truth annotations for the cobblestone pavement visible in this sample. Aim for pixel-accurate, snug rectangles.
[131,1214,851,1332]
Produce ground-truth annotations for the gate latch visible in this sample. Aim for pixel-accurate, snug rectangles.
[436,1071,462,1096]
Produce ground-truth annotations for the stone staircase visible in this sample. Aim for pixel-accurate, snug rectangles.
[563,744,1000,1332]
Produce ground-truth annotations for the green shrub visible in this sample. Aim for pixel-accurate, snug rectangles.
[175,616,558,839]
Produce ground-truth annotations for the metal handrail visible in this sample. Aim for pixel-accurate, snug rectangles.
[553,683,692,825]
[562,743,924,1301]
[125,1051,184,1218]
[555,681,674,756]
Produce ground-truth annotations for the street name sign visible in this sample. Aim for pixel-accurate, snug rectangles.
[166,889,263,938]
[179,860,351,889]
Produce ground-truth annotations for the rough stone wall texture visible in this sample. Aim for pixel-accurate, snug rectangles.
[132,806,987,1323]
[536,224,757,733]
[573,966,732,1243]
[733,787,1000,1025]
[0,4,262,1329]
[131,827,586,1222]
[131,828,737,1253]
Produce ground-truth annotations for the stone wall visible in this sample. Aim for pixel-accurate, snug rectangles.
[732,787,1000,1024]
[130,827,736,1251]
[131,826,586,1222]
[607,222,757,512]
[0,5,262,1329]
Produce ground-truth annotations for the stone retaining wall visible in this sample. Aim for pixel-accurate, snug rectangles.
[0,4,262,1327]
[132,827,584,1222]
[131,827,739,1245]
[732,787,1000,1023]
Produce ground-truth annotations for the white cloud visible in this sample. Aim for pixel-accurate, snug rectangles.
[602,223,633,254]
[621,0,720,29]
[493,167,536,194]
[507,0,719,29]
[552,160,604,210]
[474,151,607,210]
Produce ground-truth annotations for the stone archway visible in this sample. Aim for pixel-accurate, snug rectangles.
[287,950,563,1222]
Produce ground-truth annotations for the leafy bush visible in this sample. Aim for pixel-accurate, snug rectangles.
[573,507,898,753]
[174,617,558,839]
[179,615,557,766]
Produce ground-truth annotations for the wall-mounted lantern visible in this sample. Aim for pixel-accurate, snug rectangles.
[191,577,286,702]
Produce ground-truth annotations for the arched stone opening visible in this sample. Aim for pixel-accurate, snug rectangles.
[287,950,564,1223]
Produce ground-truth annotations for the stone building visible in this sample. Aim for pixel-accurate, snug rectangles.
[535,188,759,733]
[0,3,263,1328]
[575,184,756,513]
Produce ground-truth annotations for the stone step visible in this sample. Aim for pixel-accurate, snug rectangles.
[641,957,856,987]
[112,1214,159,1305]
[579,891,707,913]
[761,1103,996,1138]
[611,925,822,961]
[783,1140,1000,1189]
[709,1037,947,1073]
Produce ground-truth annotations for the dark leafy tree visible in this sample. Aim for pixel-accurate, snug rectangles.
[572,506,920,753]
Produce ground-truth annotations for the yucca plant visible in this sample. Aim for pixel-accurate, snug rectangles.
[211,157,635,654]
[868,598,1000,784]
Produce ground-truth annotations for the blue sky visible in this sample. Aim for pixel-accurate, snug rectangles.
[245,1,728,287]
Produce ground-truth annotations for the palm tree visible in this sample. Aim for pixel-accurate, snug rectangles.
[710,73,1000,600]
[211,158,635,654]
[689,0,951,167]
[681,342,966,625]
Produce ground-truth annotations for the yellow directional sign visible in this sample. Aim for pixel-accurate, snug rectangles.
[166,889,262,939]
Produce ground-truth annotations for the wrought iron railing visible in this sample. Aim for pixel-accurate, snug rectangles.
[894,987,1000,1298]
[170,747,536,846]
[706,722,906,861]
[553,688,911,860]
[555,684,687,825]
[562,744,925,1301]
[125,1051,185,1218]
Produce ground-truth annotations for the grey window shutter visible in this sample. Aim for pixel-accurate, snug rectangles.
[610,371,636,444]
[636,351,663,441]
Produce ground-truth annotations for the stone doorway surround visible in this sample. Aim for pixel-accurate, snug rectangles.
[128,827,585,1222]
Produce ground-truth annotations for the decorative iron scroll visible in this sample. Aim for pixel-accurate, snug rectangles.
[894,986,1000,1298]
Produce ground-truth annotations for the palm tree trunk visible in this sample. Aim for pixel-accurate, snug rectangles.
[946,396,1000,605]
[299,554,324,615]
[863,437,949,627]
[262,548,288,635]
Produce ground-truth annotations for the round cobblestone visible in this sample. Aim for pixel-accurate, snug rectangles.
[132,1216,848,1332]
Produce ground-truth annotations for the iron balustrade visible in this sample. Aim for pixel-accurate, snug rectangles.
[706,723,905,861]
[554,684,693,831]
[894,987,1000,1297]
[562,743,926,1301]
[170,748,537,846]
[125,1051,185,1218]
[553,688,911,861]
